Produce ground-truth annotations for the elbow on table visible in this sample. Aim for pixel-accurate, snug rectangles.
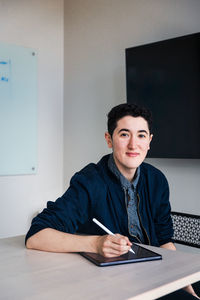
[25,228,55,251]
[25,230,45,250]
[26,235,36,249]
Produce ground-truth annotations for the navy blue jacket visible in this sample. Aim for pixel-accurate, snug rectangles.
[25,155,173,246]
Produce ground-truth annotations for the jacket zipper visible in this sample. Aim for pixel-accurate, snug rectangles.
[137,193,151,245]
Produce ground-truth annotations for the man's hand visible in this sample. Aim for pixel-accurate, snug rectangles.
[96,234,132,257]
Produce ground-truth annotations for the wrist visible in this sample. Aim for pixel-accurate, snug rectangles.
[87,235,101,253]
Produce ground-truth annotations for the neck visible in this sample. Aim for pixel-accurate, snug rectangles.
[124,171,136,182]
[113,157,136,182]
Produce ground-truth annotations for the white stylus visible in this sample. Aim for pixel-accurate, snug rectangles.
[92,218,135,254]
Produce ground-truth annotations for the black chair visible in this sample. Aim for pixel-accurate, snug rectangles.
[171,211,200,248]
[171,211,200,297]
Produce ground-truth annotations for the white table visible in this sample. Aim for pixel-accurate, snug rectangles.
[0,235,200,300]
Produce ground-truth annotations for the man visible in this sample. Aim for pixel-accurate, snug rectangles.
[26,103,199,298]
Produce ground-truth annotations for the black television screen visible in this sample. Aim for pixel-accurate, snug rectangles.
[126,32,200,158]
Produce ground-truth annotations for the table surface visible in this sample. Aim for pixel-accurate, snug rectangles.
[0,235,200,300]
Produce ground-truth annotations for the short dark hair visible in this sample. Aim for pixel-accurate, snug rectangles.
[107,103,152,137]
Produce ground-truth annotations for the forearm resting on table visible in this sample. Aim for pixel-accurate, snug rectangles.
[26,228,132,257]
[26,228,99,253]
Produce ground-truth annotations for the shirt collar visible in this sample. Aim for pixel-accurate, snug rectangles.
[108,153,140,190]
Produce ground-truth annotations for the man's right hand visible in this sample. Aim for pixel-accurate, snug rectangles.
[96,234,132,257]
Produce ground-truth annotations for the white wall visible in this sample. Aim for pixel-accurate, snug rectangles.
[64,0,200,216]
[0,0,64,238]
[1,0,199,239]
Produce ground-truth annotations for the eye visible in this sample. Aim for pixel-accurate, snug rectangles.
[138,134,146,138]
[120,132,129,137]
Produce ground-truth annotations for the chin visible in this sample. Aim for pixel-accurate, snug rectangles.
[126,158,143,168]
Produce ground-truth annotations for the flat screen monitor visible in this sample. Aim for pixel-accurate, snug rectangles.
[126,32,200,158]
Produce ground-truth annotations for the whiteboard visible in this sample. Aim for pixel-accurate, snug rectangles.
[0,43,37,175]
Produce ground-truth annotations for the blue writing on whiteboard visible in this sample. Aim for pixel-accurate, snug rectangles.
[1,76,9,82]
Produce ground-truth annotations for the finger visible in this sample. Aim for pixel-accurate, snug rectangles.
[111,234,132,247]
[116,234,132,246]
[115,234,132,243]
[103,247,130,257]
[124,236,133,246]
[105,239,131,253]
[110,242,131,252]
[99,235,132,257]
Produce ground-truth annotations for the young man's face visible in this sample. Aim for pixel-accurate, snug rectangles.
[105,116,153,181]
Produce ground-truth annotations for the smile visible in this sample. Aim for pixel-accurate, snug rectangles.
[126,152,140,157]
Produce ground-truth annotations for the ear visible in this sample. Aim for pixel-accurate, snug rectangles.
[148,134,153,150]
[105,132,113,149]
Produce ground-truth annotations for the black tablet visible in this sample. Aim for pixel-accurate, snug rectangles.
[80,243,162,267]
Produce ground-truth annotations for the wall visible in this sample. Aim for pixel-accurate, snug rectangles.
[0,0,199,239]
[0,0,64,238]
[64,0,200,217]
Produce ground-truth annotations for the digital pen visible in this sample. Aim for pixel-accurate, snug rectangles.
[92,218,135,254]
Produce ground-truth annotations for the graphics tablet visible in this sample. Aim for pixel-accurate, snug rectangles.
[80,243,162,267]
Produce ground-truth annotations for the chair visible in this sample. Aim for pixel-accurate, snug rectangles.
[171,211,200,248]
[171,211,200,296]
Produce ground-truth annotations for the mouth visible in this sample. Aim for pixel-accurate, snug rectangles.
[126,152,140,157]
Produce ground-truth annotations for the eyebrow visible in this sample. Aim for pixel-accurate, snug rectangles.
[118,129,149,134]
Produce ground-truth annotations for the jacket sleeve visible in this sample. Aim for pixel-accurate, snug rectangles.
[25,172,92,244]
[154,173,174,246]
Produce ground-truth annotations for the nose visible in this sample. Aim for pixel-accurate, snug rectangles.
[128,135,137,149]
